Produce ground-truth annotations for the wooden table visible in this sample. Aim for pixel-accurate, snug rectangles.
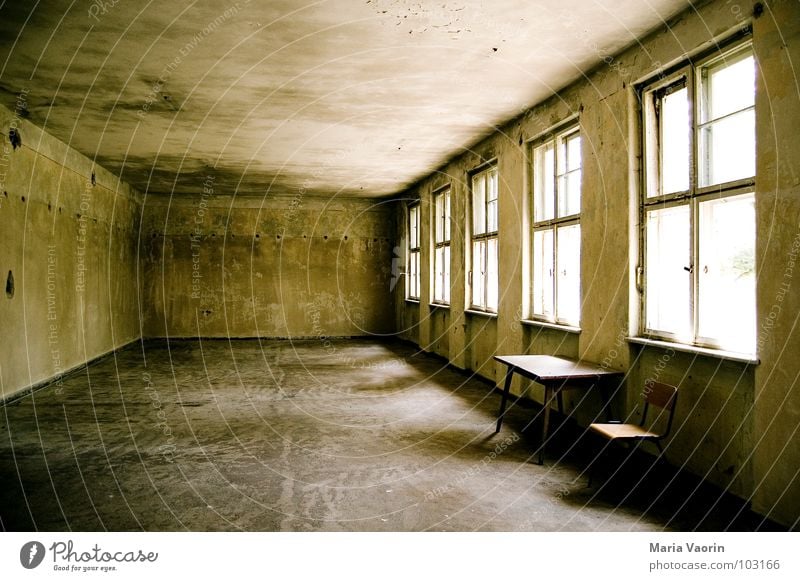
[493,355,623,465]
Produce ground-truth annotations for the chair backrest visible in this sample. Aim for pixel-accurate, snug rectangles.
[641,381,679,437]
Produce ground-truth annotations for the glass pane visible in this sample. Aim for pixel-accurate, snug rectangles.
[699,109,755,186]
[487,170,498,202]
[444,245,451,304]
[532,229,554,318]
[487,198,498,233]
[660,87,690,195]
[444,191,451,241]
[473,175,486,235]
[556,224,581,325]
[704,54,755,122]
[560,133,582,172]
[409,252,420,299]
[558,169,581,217]
[472,240,485,308]
[487,237,498,311]
[409,206,419,248]
[698,193,755,353]
[534,142,555,222]
[434,194,443,243]
[645,205,691,339]
[434,246,444,302]
[486,170,498,233]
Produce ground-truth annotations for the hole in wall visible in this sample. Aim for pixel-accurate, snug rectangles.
[8,128,21,150]
[6,270,14,298]
[21,196,25,202]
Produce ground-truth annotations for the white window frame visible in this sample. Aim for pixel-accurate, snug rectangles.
[469,164,499,313]
[432,186,451,305]
[407,202,421,301]
[639,37,756,355]
[529,124,582,327]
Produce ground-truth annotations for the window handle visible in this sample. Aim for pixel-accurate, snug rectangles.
[683,265,693,273]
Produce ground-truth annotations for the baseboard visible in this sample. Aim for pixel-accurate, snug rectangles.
[0,337,142,406]
[140,334,393,341]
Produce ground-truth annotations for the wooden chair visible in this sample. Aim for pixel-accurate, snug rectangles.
[587,381,678,485]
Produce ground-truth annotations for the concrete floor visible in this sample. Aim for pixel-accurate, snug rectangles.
[0,339,783,532]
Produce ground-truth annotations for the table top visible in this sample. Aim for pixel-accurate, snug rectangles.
[494,354,622,382]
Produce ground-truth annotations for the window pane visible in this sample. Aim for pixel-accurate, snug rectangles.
[704,54,755,122]
[487,170,498,202]
[409,252,420,299]
[556,224,581,325]
[564,132,581,172]
[645,205,691,338]
[486,237,498,311]
[660,87,690,195]
[698,193,755,353]
[486,170,498,232]
[409,206,419,248]
[699,109,755,186]
[558,169,581,217]
[433,246,444,302]
[532,229,554,318]
[472,240,485,308]
[486,199,498,233]
[534,142,555,222]
[473,175,486,235]
[444,190,451,241]
[443,245,451,304]
[434,195,443,243]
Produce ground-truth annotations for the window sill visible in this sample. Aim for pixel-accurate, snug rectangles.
[464,309,498,319]
[404,298,420,305]
[521,319,581,334]
[628,336,759,364]
[429,302,450,310]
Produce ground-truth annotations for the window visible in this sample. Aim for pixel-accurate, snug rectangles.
[530,126,582,326]
[640,41,756,355]
[470,166,499,312]
[432,187,451,304]
[407,203,421,300]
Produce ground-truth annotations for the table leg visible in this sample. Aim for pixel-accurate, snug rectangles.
[495,367,514,434]
[539,384,554,465]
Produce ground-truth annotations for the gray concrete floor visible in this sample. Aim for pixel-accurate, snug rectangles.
[0,339,783,531]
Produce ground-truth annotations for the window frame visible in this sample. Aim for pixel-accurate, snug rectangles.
[469,163,499,313]
[406,202,421,301]
[431,186,451,306]
[529,123,582,327]
[638,37,756,355]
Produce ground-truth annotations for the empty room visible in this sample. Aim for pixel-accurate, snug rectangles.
[1,0,799,544]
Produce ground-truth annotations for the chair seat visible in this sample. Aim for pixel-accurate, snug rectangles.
[589,422,660,440]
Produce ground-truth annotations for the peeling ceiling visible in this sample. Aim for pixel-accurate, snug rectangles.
[0,0,691,197]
